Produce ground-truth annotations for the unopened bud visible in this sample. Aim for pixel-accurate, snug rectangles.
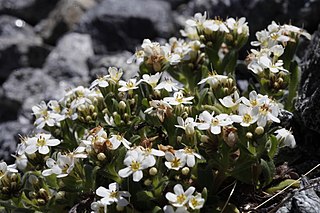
[10,173,18,182]
[181,167,190,175]
[56,191,65,200]
[144,179,152,186]
[200,135,209,143]
[246,132,253,139]
[118,101,126,110]
[278,77,284,84]
[85,115,92,122]
[97,153,106,161]
[116,205,125,211]
[255,126,264,135]
[37,198,46,206]
[39,188,48,200]
[149,167,158,176]
[89,105,95,112]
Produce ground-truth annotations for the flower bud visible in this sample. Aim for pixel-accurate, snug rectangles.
[85,115,92,122]
[149,167,158,176]
[97,153,106,161]
[181,167,190,175]
[37,198,46,206]
[246,132,253,139]
[29,175,39,186]
[89,105,95,112]
[144,179,152,186]
[10,173,18,182]
[56,191,65,200]
[39,188,49,200]
[118,101,126,110]
[255,126,264,135]
[200,135,209,143]
[116,205,125,211]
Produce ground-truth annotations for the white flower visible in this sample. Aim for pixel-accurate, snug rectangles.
[185,12,207,28]
[142,73,162,88]
[219,91,241,108]
[32,101,60,129]
[91,200,107,213]
[135,146,165,167]
[96,183,131,206]
[180,148,202,167]
[144,100,173,122]
[154,78,181,92]
[189,193,205,210]
[25,133,61,155]
[165,184,195,208]
[283,24,311,40]
[203,19,229,33]
[118,149,154,182]
[175,117,197,136]
[163,205,189,213]
[164,151,186,170]
[0,162,18,179]
[241,90,266,107]
[108,67,123,83]
[231,104,258,127]
[226,17,249,35]
[251,98,280,127]
[12,154,28,171]
[163,91,194,106]
[270,45,284,57]
[109,134,131,150]
[198,73,228,88]
[42,152,75,178]
[275,128,296,148]
[127,50,145,65]
[90,75,110,89]
[259,56,288,73]
[118,78,141,92]
[197,111,233,135]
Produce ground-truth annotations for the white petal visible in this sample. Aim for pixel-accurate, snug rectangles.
[173,184,184,195]
[165,192,177,203]
[38,146,50,155]
[47,139,61,146]
[118,167,133,178]
[132,170,143,182]
[96,186,110,197]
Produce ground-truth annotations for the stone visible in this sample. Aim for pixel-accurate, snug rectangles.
[76,0,174,53]
[0,0,59,25]
[0,15,50,83]
[43,33,94,85]
[88,51,139,81]
[0,88,20,122]
[35,0,97,44]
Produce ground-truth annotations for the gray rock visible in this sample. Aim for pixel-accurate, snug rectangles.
[0,87,20,122]
[0,15,50,83]
[0,0,59,25]
[44,32,94,84]
[88,51,139,81]
[35,0,97,44]
[76,0,174,53]
[276,176,320,213]
[2,68,58,108]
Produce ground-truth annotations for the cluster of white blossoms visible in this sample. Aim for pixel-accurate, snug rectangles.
[128,37,202,72]
[248,21,311,75]
[164,184,205,212]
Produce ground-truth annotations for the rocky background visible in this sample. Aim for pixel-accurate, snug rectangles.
[1,0,320,194]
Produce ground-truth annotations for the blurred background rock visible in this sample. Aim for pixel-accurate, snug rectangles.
[0,0,320,170]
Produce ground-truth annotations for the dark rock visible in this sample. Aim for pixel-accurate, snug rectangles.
[35,0,97,44]
[76,0,174,53]
[88,51,139,81]
[44,33,94,84]
[0,121,34,163]
[0,0,59,25]
[0,88,20,122]
[0,15,50,83]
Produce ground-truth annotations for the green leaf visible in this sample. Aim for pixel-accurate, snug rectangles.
[266,179,300,194]
[268,135,279,159]
[136,190,155,202]
[285,61,299,111]
[260,159,275,187]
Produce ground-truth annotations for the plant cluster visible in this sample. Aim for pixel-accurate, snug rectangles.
[0,12,310,212]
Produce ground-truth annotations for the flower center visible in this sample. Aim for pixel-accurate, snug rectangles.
[177,194,186,204]
[243,114,252,123]
[37,137,46,147]
[250,99,257,106]
[127,81,134,88]
[259,104,269,115]
[211,118,219,126]
[110,191,118,199]
[171,157,181,168]
[190,197,199,207]
[131,161,141,171]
